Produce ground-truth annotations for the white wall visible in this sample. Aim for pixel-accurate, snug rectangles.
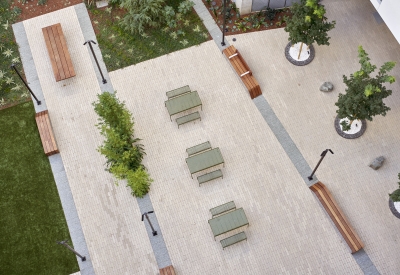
[371,0,400,44]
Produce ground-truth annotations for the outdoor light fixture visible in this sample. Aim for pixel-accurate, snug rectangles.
[308,149,334,180]
[57,240,86,261]
[83,40,107,84]
[10,64,41,105]
[141,211,157,236]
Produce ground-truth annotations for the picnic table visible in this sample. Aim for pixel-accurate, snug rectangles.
[165,91,202,120]
[208,208,249,239]
[185,148,224,178]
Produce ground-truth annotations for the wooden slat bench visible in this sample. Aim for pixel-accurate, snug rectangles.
[197,169,223,186]
[159,265,176,275]
[176,111,201,128]
[35,110,59,156]
[210,201,236,217]
[223,45,262,99]
[310,182,364,253]
[42,23,76,82]
[186,141,211,156]
[220,232,247,249]
[166,85,191,99]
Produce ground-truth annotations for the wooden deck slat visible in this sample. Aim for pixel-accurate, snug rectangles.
[42,27,61,81]
[35,110,59,156]
[47,26,66,80]
[52,24,70,79]
[159,265,176,275]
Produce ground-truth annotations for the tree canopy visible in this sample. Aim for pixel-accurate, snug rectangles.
[335,46,396,131]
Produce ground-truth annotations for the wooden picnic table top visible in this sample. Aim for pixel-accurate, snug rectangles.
[165,91,202,117]
[208,208,249,238]
[185,148,224,176]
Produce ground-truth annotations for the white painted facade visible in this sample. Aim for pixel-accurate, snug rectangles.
[370,0,400,43]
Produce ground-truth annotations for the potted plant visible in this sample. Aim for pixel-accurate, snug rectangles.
[389,173,400,219]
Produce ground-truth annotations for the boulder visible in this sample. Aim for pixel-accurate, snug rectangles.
[369,156,385,170]
[320,82,334,92]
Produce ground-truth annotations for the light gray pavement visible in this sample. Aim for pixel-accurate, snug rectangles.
[19,6,158,275]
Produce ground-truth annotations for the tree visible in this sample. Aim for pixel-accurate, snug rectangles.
[335,46,396,131]
[93,92,152,198]
[284,0,335,59]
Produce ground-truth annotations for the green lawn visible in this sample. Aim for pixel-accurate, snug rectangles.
[0,102,79,275]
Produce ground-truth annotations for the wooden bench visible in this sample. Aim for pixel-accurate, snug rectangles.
[159,265,176,275]
[220,232,247,249]
[166,85,191,99]
[223,45,262,99]
[197,169,223,186]
[210,201,236,217]
[186,141,211,156]
[310,182,364,253]
[35,110,59,156]
[42,23,76,82]
[176,111,201,128]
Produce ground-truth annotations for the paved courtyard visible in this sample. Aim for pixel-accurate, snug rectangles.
[15,0,400,274]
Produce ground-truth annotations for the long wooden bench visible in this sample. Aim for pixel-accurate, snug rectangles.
[220,232,247,249]
[310,182,364,253]
[197,169,223,186]
[223,45,262,99]
[159,265,176,275]
[210,201,236,217]
[35,110,59,156]
[42,23,76,82]
[176,111,201,128]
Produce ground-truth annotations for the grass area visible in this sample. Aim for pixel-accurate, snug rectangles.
[0,1,28,107]
[89,2,209,72]
[0,102,79,275]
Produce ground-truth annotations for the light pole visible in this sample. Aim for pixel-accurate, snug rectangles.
[221,0,227,46]
[83,40,107,84]
[10,64,41,105]
[308,149,334,180]
[141,211,157,236]
[57,240,86,261]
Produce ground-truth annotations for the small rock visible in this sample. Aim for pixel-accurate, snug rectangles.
[320,82,334,92]
[369,156,385,170]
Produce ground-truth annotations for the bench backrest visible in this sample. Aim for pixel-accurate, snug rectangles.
[166,85,191,99]
[186,141,211,156]
[210,201,236,217]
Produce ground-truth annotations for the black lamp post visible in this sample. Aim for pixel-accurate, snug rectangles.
[57,240,86,261]
[83,40,107,84]
[221,0,227,46]
[308,149,334,180]
[10,64,41,105]
[141,211,157,236]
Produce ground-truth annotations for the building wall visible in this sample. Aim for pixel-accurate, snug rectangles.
[370,0,400,44]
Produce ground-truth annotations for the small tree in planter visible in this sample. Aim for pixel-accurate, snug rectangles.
[93,92,153,198]
[389,173,400,218]
[284,0,335,61]
[389,173,400,202]
[335,46,396,132]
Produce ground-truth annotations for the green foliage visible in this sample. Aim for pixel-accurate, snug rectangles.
[12,6,21,15]
[389,173,400,202]
[120,0,166,34]
[163,5,176,28]
[0,102,79,275]
[92,92,152,198]
[264,7,277,21]
[178,0,194,15]
[38,0,47,5]
[109,0,122,7]
[335,46,396,131]
[284,0,335,46]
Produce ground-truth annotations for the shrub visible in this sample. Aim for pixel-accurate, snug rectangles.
[389,173,400,202]
[178,0,194,15]
[120,0,166,34]
[38,0,47,5]
[93,92,152,198]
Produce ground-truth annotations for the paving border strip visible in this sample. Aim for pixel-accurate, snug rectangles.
[12,20,95,275]
[74,3,172,270]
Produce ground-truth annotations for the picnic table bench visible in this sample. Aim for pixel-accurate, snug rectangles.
[42,23,76,82]
[186,141,211,156]
[197,169,223,186]
[220,232,247,249]
[210,201,236,217]
[35,110,59,156]
[185,148,224,178]
[310,182,364,253]
[176,111,201,128]
[223,45,262,99]
[208,208,249,240]
[159,265,176,275]
[166,85,191,99]
[165,91,202,121]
